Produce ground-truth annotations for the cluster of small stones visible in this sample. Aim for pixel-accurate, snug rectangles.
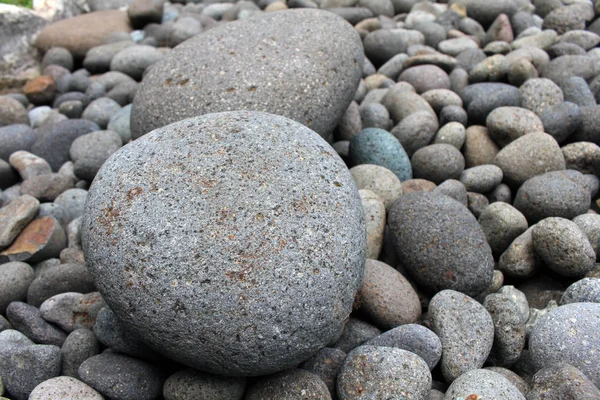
[0,0,600,399]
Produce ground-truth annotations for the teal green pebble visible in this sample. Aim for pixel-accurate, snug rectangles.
[349,128,412,181]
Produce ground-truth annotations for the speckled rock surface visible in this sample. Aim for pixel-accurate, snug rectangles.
[388,192,494,296]
[444,369,525,400]
[163,369,246,400]
[130,9,363,140]
[29,376,104,400]
[245,369,331,400]
[527,363,600,400]
[82,111,366,376]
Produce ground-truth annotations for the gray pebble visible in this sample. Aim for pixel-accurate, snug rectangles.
[460,164,503,194]
[336,101,362,141]
[20,173,74,202]
[431,121,465,149]
[81,98,121,129]
[69,130,122,181]
[421,89,463,114]
[0,261,35,314]
[483,293,527,367]
[110,45,164,80]
[107,104,132,143]
[382,85,436,124]
[41,47,74,71]
[391,111,439,157]
[6,302,66,346]
[561,142,600,176]
[573,214,600,260]
[486,106,544,147]
[299,347,346,398]
[333,317,381,353]
[432,179,468,206]
[541,55,597,86]
[359,102,390,130]
[58,100,83,119]
[463,125,499,168]
[528,363,600,400]
[61,328,100,379]
[337,345,431,400]
[39,292,84,332]
[54,189,88,225]
[360,190,385,259]
[398,65,450,94]
[571,105,600,145]
[479,202,528,256]
[519,77,564,115]
[429,290,494,382]
[467,191,489,218]
[245,369,330,400]
[538,101,582,144]
[29,376,104,400]
[83,41,136,74]
[444,369,525,400]
[561,76,597,107]
[0,97,29,127]
[488,183,511,203]
[411,144,465,184]
[0,124,37,162]
[27,263,95,307]
[350,164,402,210]
[561,278,600,305]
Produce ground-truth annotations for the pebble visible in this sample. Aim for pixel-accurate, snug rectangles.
[483,292,527,367]
[486,106,544,147]
[350,164,403,210]
[359,102,390,130]
[350,128,412,181]
[364,324,442,370]
[54,189,88,224]
[421,89,463,114]
[0,97,29,127]
[27,262,95,307]
[389,192,493,296]
[110,45,164,81]
[0,261,35,314]
[573,214,600,259]
[390,111,439,157]
[60,328,100,379]
[530,302,600,387]
[0,195,40,249]
[245,369,330,400]
[81,97,121,129]
[562,141,600,176]
[459,164,503,193]
[398,65,450,93]
[560,278,600,305]
[382,85,436,124]
[79,352,163,400]
[528,363,600,400]
[571,105,600,145]
[561,76,597,107]
[107,104,133,143]
[532,217,595,277]
[69,130,122,181]
[467,191,489,218]
[519,77,564,115]
[0,215,66,264]
[429,290,494,382]
[0,125,37,161]
[431,121,466,149]
[513,170,590,223]
[20,173,74,202]
[29,376,104,400]
[41,47,74,71]
[6,302,67,346]
[432,179,468,206]
[479,202,528,256]
[463,125,500,167]
[163,369,247,400]
[411,144,465,184]
[39,292,84,332]
[23,76,56,106]
[359,190,385,259]
[444,369,525,400]
[337,346,431,399]
[299,347,346,398]
[538,101,582,144]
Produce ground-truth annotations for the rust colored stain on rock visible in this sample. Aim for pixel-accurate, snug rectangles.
[23,76,55,95]
[0,216,56,257]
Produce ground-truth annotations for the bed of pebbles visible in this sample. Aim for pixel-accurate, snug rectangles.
[1,0,600,399]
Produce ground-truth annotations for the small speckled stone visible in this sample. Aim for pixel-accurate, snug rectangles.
[9,152,52,181]
[69,130,122,181]
[532,217,595,277]
[29,376,104,400]
[61,329,100,379]
[359,190,385,259]
[398,65,450,93]
[530,302,600,387]
[350,164,402,210]
[39,292,84,332]
[483,293,527,367]
[486,106,544,147]
[350,128,412,181]
[460,164,503,193]
[388,192,494,296]
[528,363,600,400]
[390,111,440,157]
[81,98,121,130]
[561,142,600,176]
[560,278,600,305]
[299,347,346,398]
[539,102,582,144]
[0,125,37,162]
[333,317,381,353]
[463,125,500,168]
[479,202,528,256]
[381,85,436,124]
[337,346,431,399]
[245,369,330,400]
[365,324,442,370]
[27,263,94,307]
[432,121,465,149]
[6,302,67,346]
[573,214,600,260]
[467,191,489,218]
[110,45,164,81]
[411,144,465,184]
[0,261,35,314]
[163,369,246,400]
[20,173,74,202]
[444,369,525,400]
[432,179,467,206]
[519,78,564,115]
[429,290,494,382]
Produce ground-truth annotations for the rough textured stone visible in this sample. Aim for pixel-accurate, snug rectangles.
[131,10,363,141]
[27,263,94,307]
[69,130,122,181]
[498,227,541,279]
[561,278,600,305]
[359,190,385,259]
[350,128,412,181]
[350,164,402,210]
[299,347,346,398]
[60,329,100,379]
[478,202,528,256]
[163,369,246,400]
[0,97,29,127]
[528,363,600,400]
[411,144,465,184]
[82,111,365,376]
[0,216,66,264]
[484,293,527,367]
[0,125,37,161]
[0,261,35,315]
[486,106,544,147]
[573,214,600,260]
[29,376,104,400]
[388,192,494,296]
[245,369,330,400]
[463,125,499,168]
[333,317,381,353]
[6,302,67,346]
[444,369,525,399]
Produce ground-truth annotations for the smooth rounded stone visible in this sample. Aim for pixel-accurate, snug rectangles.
[398,65,450,94]
[0,96,29,127]
[467,191,489,218]
[82,111,365,376]
[463,126,499,168]
[476,269,505,304]
[543,3,590,34]
[29,376,103,400]
[411,144,465,185]
[561,77,596,108]
[27,263,95,307]
[53,92,85,109]
[570,105,600,145]
[163,369,246,400]
[0,315,12,332]
[336,101,361,142]
[402,179,437,194]
[364,29,424,67]
[507,57,539,87]
[561,30,600,51]
[538,101,582,144]
[0,261,35,314]
[38,292,84,332]
[61,329,100,379]
[514,170,590,223]
[32,119,100,172]
[561,278,600,305]
[528,363,600,400]
[106,104,132,144]
[359,190,385,259]
[412,21,447,48]
[542,55,596,84]
[479,202,528,256]
[469,54,510,83]
[530,302,600,387]
[487,182,511,203]
[132,10,362,141]
[93,307,157,359]
[350,164,402,210]
[41,47,74,71]
[68,70,92,93]
[374,53,405,81]
[421,89,463,114]
[83,41,135,74]
[493,132,565,188]
[358,259,421,330]
[54,189,88,225]
[337,345,431,400]
[459,164,503,194]
[455,48,487,73]
[128,0,164,28]
[0,194,39,249]
[432,179,468,206]
[467,85,520,124]
[485,106,544,147]
[365,324,442,370]
[81,82,106,108]
[532,217,595,277]
[69,291,105,331]
[79,352,163,400]
[431,121,465,150]
[333,317,381,353]
[245,369,331,400]
[6,302,67,346]
[547,42,586,58]
[483,293,527,367]
[105,80,138,106]
[0,216,67,264]
[390,111,439,158]
[511,29,558,49]
[69,130,122,181]
[381,86,436,124]
[0,125,37,161]
[357,0,393,17]
[573,214,600,260]
[519,78,564,115]
[58,100,83,119]
[360,87,388,107]
[359,102,390,130]
[109,44,164,81]
[0,343,61,400]
[81,98,121,130]
[429,290,494,383]
[484,366,528,395]
[444,369,525,400]
[389,193,494,296]
[438,37,479,57]
[20,173,74,202]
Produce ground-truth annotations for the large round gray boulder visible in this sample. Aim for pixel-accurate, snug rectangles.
[130,9,364,141]
[388,192,494,296]
[81,111,366,377]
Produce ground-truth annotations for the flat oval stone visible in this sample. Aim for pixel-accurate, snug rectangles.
[131,10,364,140]
[82,111,366,376]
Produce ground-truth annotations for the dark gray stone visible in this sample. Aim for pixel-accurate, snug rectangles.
[561,278,600,305]
[530,303,600,387]
[109,45,164,81]
[69,130,122,181]
[79,352,163,400]
[53,189,88,224]
[245,369,330,400]
[388,192,494,296]
[333,317,381,353]
[429,290,494,382]
[299,347,346,398]
[445,369,525,399]
[483,293,527,367]
[467,191,489,218]
[411,144,465,184]
[5,302,66,346]
[528,363,600,400]
[573,214,600,260]
[337,346,431,400]
[0,125,37,161]
[83,41,135,74]
[467,85,520,124]
[539,102,582,144]
[561,76,597,107]
[131,10,363,141]
[0,261,35,314]
[27,263,95,307]
[163,369,246,400]
[547,42,586,58]
[478,202,528,257]
[61,328,100,379]
[571,105,600,145]
[82,111,366,376]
